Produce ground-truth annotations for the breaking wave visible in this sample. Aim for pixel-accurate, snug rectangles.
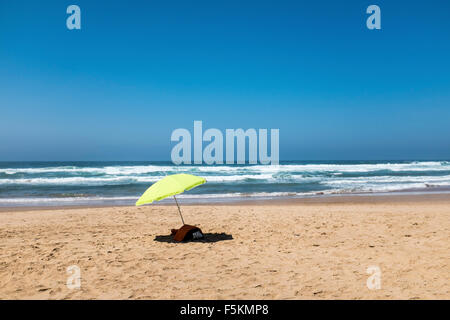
[1,161,449,206]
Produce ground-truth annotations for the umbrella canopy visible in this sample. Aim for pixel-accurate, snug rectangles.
[136,173,206,206]
[135,173,206,225]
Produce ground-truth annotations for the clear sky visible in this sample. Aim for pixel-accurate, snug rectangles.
[1,0,449,161]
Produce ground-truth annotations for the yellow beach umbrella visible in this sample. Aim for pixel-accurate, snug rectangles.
[136,173,206,225]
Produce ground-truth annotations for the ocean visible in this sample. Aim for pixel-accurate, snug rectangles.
[1,161,450,207]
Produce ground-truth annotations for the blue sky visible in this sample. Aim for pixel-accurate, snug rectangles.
[0,0,449,161]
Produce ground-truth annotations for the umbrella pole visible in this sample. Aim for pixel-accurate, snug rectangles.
[173,195,185,225]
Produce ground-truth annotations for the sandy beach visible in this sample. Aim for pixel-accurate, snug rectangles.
[0,194,449,300]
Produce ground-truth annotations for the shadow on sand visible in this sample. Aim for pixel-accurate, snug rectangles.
[154,232,233,243]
